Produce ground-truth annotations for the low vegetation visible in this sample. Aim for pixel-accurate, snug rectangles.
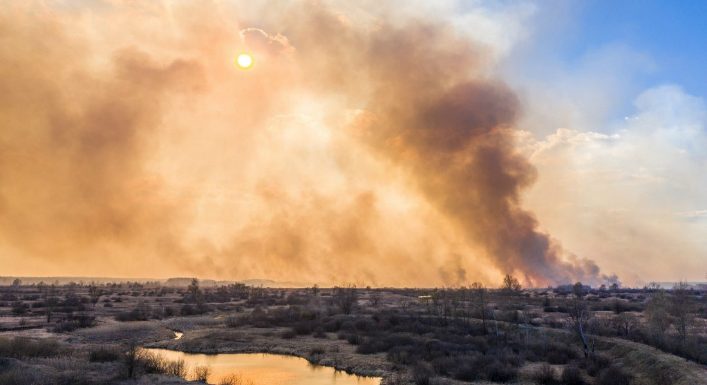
[0,278,703,385]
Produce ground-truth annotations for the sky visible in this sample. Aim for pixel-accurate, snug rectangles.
[0,1,704,287]
[572,0,707,99]
[500,0,707,286]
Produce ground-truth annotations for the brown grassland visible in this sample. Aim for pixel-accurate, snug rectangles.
[0,279,704,385]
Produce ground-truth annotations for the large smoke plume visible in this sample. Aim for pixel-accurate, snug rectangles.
[0,2,606,286]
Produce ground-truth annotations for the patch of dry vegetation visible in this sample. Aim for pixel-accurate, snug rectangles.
[0,280,705,385]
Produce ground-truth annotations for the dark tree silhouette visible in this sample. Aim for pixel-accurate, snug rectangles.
[333,285,358,314]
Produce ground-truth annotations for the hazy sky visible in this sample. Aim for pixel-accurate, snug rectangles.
[0,1,704,287]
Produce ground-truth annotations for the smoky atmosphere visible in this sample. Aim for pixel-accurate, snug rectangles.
[0,2,705,385]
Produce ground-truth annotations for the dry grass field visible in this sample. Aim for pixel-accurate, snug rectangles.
[0,280,704,385]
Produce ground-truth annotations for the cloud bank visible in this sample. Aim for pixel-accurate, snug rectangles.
[520,85,707,285]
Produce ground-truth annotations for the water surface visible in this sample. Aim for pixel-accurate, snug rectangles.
[143,348,381,385]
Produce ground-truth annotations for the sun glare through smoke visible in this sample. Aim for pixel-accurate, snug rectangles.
[237,53,253,69]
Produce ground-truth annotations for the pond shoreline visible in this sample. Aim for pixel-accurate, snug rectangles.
[144,326,392,383]
[142,346,383,385]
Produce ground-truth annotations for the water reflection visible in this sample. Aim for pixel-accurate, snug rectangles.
[142,348,381,385]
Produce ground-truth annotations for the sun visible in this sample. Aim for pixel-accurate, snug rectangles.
[236,53,253,69]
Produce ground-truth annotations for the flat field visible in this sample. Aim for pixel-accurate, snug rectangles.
[0,282,704,385]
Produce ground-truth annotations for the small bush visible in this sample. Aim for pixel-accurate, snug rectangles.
[545,343,577,364]
[11,302,28,315]
[323,318,343,332]
[532,363,558,385]
[225,316,240,328]
[293,321,313,335]
[583,354,611,377]
[218,374,254,385]
[313,326,327,338]
[453,359,477,381]
[0,369,40,385]
[281,329,296,339]
[116,308,149,322]
[309,346,325,356]
[412,363,433,385]
[354,318,375,332]
[598,366,631,385]
[55,372,95,385]
[53,314,95,332]
[346,333,362,345]
[561,365,585,385]
[486,361,518,382]
[356,338,384,354]
[162,358,187,377]
[0,337,60,358]
[388,346,415,366]
[193,366,210,382]
[89,348,120,362]
[136,350,187,377]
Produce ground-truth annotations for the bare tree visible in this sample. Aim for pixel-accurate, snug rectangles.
[333,284,357,314]
[450,290,461,318]
[470,282,488,334]
[612,312,638,337]
[502,274,522,294]
[645,288,671,341]
[44,287,59,323]
[88,285,101,309]
[370,290,381,307]
[568,282,593,358]
[125,341,139,378]
[645,282,661,291]
[433,289,452,319]
[670,281,693,344]
[187,278,201,302]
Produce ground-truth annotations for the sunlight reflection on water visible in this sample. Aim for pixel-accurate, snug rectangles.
[142,348,381,385]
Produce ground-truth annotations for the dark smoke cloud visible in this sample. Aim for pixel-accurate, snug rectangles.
[0,2,608,286]
[276,5,604,286]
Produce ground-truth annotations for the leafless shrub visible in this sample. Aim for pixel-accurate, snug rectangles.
[89,347,120,362]
[0,337,60,358]
[0,368,39,385]
[193,365,210,382]
[561,365,585,385]
[218,373,255,385]
[161,358,187,377]
[598,366,631,385]
[532,363,557,385]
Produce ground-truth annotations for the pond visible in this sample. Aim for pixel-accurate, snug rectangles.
[142,348,382,385]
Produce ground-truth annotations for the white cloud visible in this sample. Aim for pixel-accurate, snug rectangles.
[676,210,707,220]
[521,85,707,283]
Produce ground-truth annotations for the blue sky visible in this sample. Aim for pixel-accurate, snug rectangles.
[572,0,706,99]
[493,0,706,136]
[500,0,707,283]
